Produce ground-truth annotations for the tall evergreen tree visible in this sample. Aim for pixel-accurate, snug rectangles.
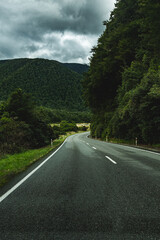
[83,0,160,144]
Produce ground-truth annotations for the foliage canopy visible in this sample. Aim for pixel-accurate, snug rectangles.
[0,58,87,111]
[83,0,160,144]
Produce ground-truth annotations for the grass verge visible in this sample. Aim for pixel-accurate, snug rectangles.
[0,134,73,188]
[108,138,160,152]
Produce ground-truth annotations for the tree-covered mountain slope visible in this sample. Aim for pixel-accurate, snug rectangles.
[0,58,86,110]
[64,63,89,75]
[83,0,160,144]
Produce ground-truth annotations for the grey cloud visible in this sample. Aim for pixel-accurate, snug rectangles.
[30,0,113,34]
[0,0,116,63]
[24,32,97,64]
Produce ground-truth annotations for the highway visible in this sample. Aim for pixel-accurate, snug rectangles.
[0,132,160,239]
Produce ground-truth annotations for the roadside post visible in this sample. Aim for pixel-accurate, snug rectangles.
[135,137,138,146]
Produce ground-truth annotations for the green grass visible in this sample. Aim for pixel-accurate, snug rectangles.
[0,132,82,188]
[0,136,67,188]
[108,138,135,145]
[108,138,160,151]
[0,131,88,188]
[152,144,160,149]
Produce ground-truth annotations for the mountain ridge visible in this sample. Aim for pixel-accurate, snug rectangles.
[63,63,89,75]
[0,58,88,111]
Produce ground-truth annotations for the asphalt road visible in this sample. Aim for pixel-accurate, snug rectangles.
[0,132,160,239]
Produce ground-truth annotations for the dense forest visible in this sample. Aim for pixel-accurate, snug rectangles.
[0,59,90,155]
[83,0,160,145]
[0,58,87,111]
[0,89,54,154]
[0,89,88,155]
[64,63,89,75]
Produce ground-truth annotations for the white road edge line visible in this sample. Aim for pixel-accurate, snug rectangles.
[135,148,160,156]
[113,144,160,156]
[92,147,96,150]
[105,156,117,165]
[0,138,68,203]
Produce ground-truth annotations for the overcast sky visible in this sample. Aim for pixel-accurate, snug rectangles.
[0,0,116,64]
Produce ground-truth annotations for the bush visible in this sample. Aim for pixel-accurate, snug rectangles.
[78,126,88,131]
[60,121,78,133]
[0,89,57,155]
[0,119,32,154]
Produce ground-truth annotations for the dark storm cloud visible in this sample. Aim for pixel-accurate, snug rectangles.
[0,0,116,63]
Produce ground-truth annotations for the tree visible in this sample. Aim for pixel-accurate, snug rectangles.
[0,89,56,154]
[83,0,160,144]
[0,119,32,153]
[60,121,78,134]
[6,88,34,122]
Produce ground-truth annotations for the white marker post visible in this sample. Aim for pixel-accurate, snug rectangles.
[135,137,138,146]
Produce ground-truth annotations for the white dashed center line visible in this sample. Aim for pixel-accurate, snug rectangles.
[92,147,97,150]
[105,156,117,165]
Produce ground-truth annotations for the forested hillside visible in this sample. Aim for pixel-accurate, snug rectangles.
[83,0,160,144]
[0,89,90,155]
[0,58,86,111]
[64,63,89,75]
[0,89,55,154]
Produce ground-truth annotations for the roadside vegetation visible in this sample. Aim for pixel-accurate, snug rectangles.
[83,0,160,146]
[0,88,55,155]
[0,88,90,156]
[0,89,89,187]
[105,138,160,152]
[0,126,89,188]
[0,145,55,187]
[0,135,72,188]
